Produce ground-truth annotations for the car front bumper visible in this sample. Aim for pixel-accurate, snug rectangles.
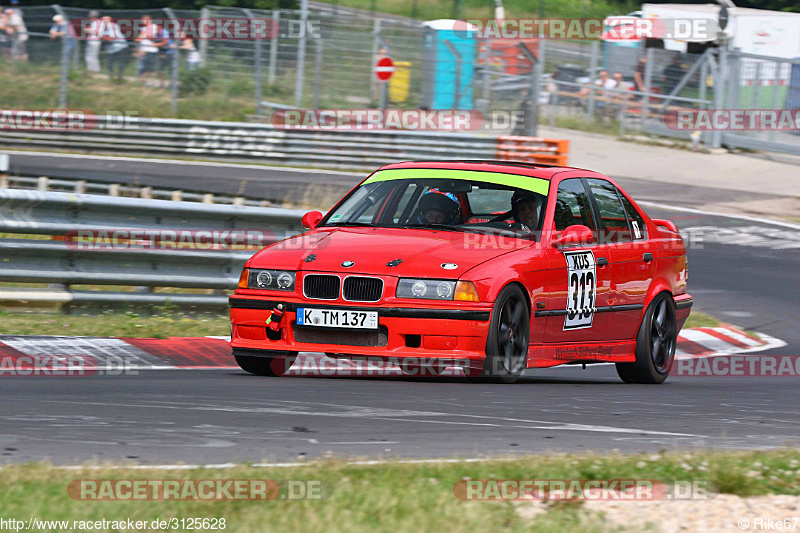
[229,296,493,360]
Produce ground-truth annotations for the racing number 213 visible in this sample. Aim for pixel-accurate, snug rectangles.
[563,250,597,330]
[569,271,595,320]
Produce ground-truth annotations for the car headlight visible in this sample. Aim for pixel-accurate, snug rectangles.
[238,268,295,291]
[397,279,460,300]
[396,279,479,301]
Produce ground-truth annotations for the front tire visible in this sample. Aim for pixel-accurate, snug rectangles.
[616,293,677,384]
[483,284,530,382]
[235,352,297,377]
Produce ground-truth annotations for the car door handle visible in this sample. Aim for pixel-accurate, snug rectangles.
[597,257,608,266]
[643,253,653,262]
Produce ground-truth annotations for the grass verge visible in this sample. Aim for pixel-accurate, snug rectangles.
[683,310,722,329]
[0,449,797,533]
[0,309,230,338]
[318,0,638,21]
[0,60,269,122]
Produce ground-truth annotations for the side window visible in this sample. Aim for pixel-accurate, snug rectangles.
[619,193,647,240]
[554,179,596,232]
[585,179,631,243]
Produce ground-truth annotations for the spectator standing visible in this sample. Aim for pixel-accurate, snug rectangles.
[49,14,75,64]
[579,70,617,98]
[156,25,174,88]
[85,10,101,72]
[613,72,634,92]
[661,56,686,95]
[100,16,128,83]
[5,3,28,62]
[180,34,200,70]
[633,56,647,92]
[611,72,634,116]
[578,70,617,118]
[0,12,11,60]
[136,15,160,85]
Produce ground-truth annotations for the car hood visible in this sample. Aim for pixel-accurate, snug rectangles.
[248,227,537,278]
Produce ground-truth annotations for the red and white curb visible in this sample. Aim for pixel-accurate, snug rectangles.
[0,325,785,375]
[675,325,785,358]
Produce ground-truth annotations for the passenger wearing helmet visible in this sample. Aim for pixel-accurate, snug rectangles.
[417,188,461,225]
[510,190,543,233]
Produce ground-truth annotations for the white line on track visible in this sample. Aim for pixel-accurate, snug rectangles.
[46,457,537,471]
[43,399,695,438]
[638,200,800,230]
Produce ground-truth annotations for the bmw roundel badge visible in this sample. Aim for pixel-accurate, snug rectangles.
[341,260,355,268]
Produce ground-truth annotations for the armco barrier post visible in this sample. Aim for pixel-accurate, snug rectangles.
[0,153,8,173]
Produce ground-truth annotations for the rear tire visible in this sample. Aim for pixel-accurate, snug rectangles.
[615,293,677,384]
[235,352,297,377]
[483,284,530,383]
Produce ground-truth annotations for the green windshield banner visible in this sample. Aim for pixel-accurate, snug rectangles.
[363,168,550,196]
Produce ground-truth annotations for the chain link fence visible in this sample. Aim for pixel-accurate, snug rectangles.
[4,4,800,155]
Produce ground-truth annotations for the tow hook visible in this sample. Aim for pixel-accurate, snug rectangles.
[266,304,285,331]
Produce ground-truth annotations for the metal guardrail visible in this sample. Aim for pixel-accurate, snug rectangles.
[0,116,567,170]
[0,188,304,236]
[0,189,306,311]
[1,175,273,207]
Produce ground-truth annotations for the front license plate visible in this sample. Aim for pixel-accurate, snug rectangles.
[296,308,379,329]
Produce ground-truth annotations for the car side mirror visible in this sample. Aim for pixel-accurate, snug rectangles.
[301,210,323,229]
[550,225,595,248]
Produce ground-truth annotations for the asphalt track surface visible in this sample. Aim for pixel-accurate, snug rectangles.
[1,153,798,465]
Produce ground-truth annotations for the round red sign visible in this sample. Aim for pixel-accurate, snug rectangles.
[374,57,395,81]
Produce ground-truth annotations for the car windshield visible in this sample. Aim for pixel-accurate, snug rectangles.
[320,170,549,241]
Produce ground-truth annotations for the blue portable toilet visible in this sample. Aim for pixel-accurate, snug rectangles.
[420,20,477,109]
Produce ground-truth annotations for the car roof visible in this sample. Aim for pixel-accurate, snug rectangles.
[377,160,593,181]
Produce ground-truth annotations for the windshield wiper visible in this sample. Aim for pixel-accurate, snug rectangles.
[323,221,376,227]
[401,223,466,232]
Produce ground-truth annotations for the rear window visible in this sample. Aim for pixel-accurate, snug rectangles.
[585,178,632,243]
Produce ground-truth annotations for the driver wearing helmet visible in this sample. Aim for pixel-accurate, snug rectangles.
[418,188,462,225]
[510,190,543,233]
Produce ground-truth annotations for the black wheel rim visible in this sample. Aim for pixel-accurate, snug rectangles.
[650,298,676,373]
[497,294,529,374]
